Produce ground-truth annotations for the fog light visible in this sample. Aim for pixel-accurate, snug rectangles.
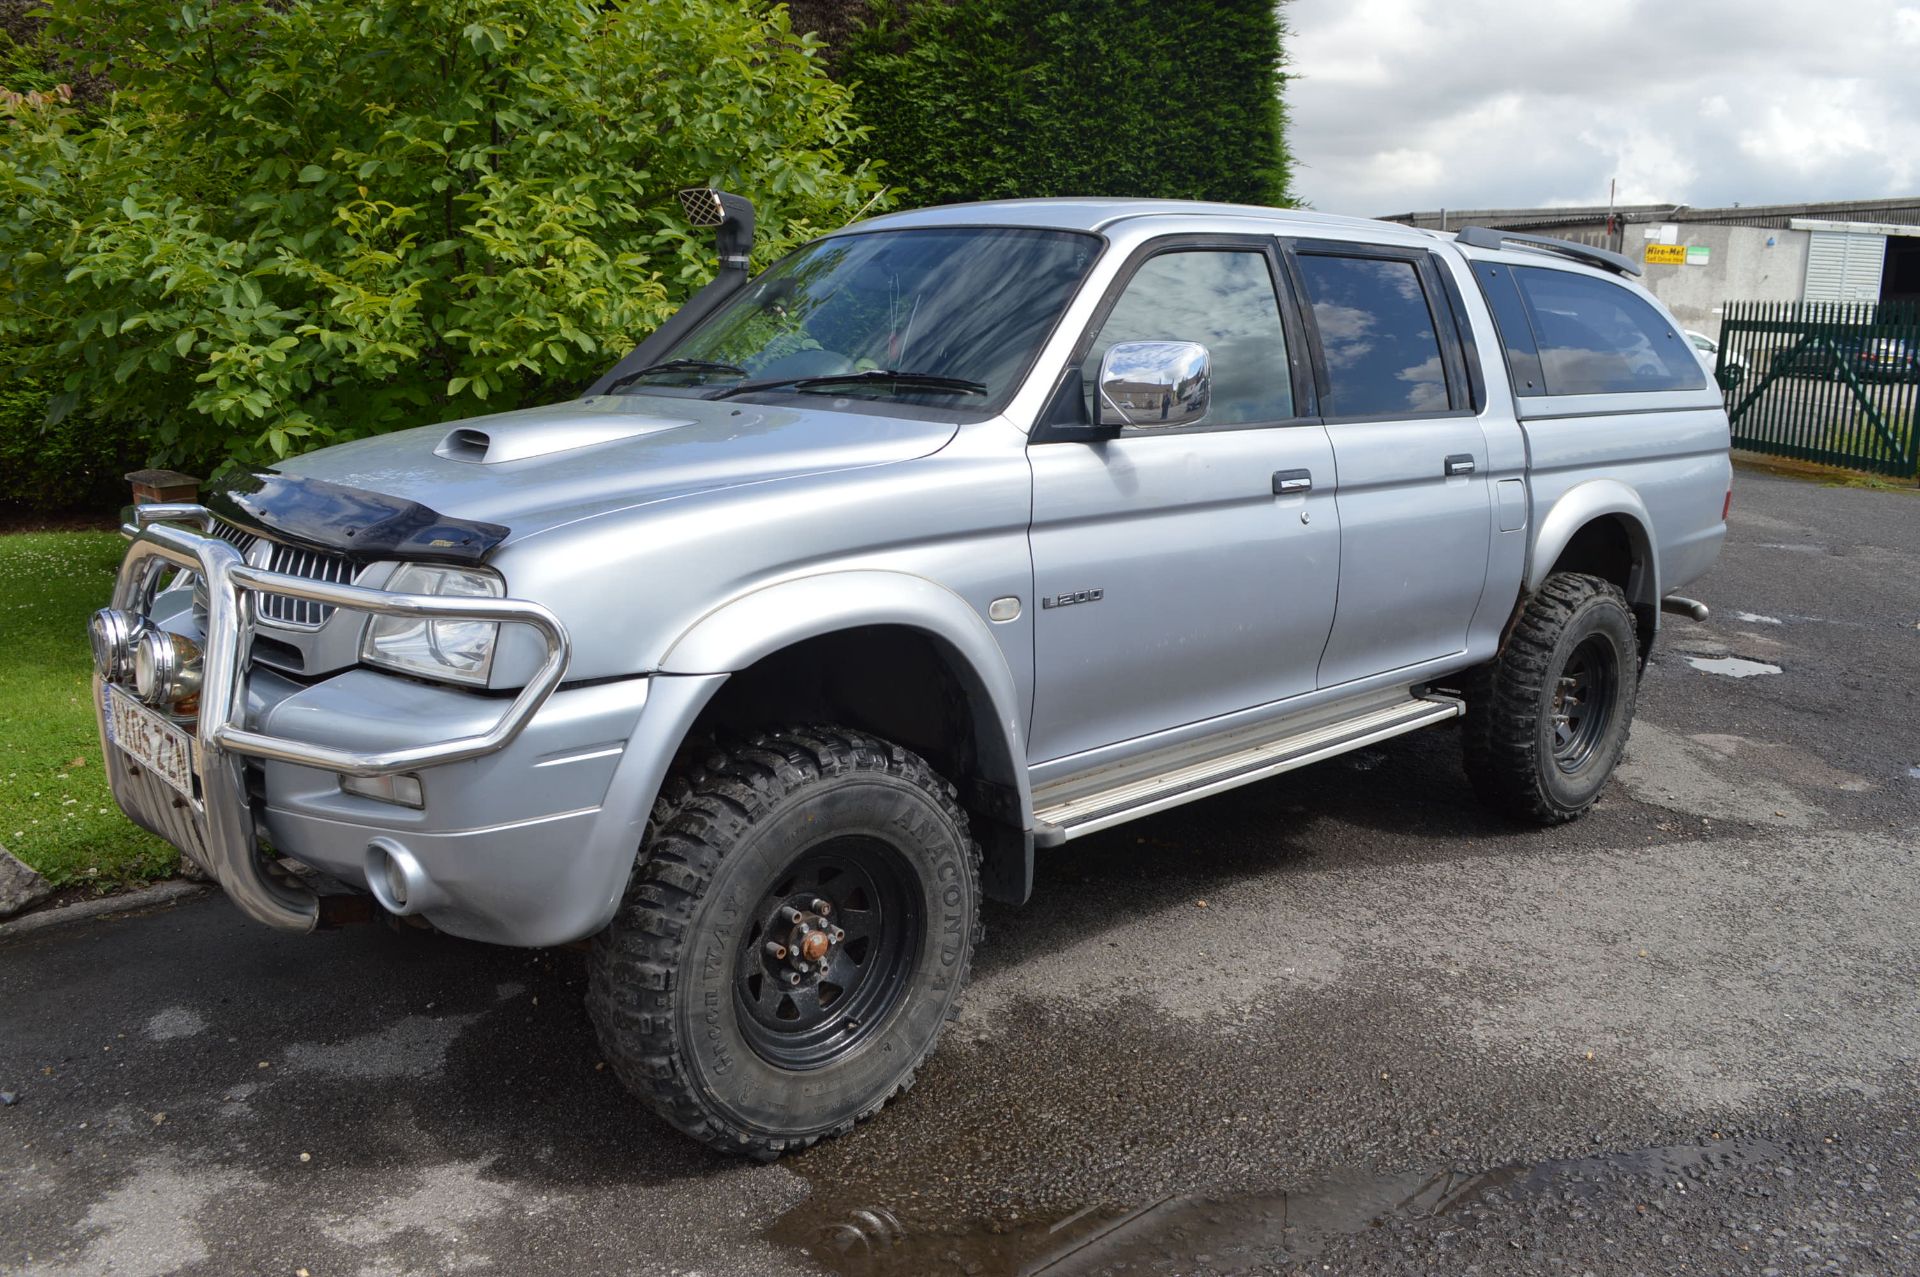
[340,772,424,809]
[383,853,410,909]
[89,608,146,682]
[131,629,202,708]
[365,838,439,916]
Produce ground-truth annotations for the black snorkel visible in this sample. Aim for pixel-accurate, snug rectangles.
[586,187,757,396]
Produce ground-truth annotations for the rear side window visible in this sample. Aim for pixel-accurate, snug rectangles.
[1294,254,1451,417]
[1473,263,1545,396]
[1513,267,1707,395]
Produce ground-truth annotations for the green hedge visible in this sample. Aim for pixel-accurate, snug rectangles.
[838,0,1292,209]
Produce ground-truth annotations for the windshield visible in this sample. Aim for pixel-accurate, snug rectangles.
[624,228,1102,410]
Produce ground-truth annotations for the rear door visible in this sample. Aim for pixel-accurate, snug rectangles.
[1285,242,1494,688]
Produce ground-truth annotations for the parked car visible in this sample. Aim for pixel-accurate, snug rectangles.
[90,198,1730,1159]
[1855,336,1920,381]
[1686,329,1749,388]
[1771,335,1856,378]
[1771,333,1918,381]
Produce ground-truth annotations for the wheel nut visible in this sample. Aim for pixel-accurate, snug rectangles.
[811,898,832,916]
[764,941,788,960]
[781,906,804,923]
[785,971,801,986]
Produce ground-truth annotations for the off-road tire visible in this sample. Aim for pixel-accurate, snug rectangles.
[1463,573,1639,825]
[587,726,982,1160]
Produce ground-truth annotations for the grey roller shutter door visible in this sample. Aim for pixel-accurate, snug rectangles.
[1804,229,1886,301]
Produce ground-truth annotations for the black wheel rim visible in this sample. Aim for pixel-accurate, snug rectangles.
[1551,635,1619,773]
[734,836,922,1071]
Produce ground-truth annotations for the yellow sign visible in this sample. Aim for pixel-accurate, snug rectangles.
[1644,244,1687,265]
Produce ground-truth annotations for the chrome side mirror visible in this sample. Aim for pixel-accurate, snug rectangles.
[1097,341,1211,429]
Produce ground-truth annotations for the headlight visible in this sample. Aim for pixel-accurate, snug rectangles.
[360,564,504,685]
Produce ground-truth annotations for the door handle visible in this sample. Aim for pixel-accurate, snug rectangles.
[1444,454,1476,476]
[1272,469,1313,495]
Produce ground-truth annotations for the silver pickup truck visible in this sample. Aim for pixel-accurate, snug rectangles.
[89,193,1729,1158]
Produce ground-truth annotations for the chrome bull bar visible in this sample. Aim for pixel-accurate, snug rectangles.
[97,505,570,931]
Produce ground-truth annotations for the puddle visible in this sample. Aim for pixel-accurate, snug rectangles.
[1731,611,1783,625]
[1685,656,1782,678]
[771,1137,1787,1276]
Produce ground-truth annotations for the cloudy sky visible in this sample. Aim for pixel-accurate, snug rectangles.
[1284,0,1920,217]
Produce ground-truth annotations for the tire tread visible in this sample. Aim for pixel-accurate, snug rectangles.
[1463,572,1637,825]
[586,724,982,1160]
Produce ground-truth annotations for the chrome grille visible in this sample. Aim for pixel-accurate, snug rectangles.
[252,538,358,628]
[192,522,259,619]
[213,521,262,559]
[196,519,359,630]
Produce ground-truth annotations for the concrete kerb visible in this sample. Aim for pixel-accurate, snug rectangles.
[0,879,213,945]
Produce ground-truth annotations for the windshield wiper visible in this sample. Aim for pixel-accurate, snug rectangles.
[602,358,748,393]
[710,369,987,401]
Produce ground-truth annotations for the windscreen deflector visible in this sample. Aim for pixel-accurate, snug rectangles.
[207,471,509,566]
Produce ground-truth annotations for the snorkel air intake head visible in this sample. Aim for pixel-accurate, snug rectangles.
[677,187,756,273]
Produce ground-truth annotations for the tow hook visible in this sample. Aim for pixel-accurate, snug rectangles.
[1660,594,1710,623]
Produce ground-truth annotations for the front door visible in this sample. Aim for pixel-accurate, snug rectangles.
[1288,244,1493,688]
[1026,241,1341,764]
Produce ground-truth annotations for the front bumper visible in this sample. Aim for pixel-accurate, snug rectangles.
[248,668,651,944]
[95,508,570,935]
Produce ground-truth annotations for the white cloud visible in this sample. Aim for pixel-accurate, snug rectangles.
[1284,0,1920,215]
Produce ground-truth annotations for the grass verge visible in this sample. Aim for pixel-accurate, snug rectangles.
[0,531,178,888]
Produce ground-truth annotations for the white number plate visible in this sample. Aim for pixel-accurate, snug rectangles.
[103,684,197,799]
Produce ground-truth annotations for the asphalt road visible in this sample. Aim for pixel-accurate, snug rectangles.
[3,465,1917,1277]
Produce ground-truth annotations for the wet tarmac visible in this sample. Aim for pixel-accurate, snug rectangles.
[776,1136,1794,1275]
[3,466,1917,1276]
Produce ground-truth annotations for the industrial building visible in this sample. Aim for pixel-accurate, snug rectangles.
[1381,196,1920,339]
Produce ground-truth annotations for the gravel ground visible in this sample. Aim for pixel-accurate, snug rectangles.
[0,465,1915,1277]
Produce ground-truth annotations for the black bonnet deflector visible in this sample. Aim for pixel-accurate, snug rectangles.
[207,471,510,566]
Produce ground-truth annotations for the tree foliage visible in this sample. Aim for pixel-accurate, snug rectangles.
[836,0,1292,211]
[0,0,885,484]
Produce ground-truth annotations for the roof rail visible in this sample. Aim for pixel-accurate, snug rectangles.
[1453,225,1642,278]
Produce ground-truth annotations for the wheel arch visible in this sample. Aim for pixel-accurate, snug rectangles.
[1526,481,1661,659]
[657,571,1034,901]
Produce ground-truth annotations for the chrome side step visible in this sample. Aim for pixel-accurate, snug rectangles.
[1031,694,1463,846]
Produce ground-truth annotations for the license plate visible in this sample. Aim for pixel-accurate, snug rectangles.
[103,683,197,800]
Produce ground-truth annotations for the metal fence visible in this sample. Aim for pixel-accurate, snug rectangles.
[1717,300,1920,479]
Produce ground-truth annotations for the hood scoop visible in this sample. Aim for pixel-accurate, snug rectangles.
[434,412,694,464]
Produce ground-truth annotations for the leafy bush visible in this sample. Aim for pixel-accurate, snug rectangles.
[0,372,139,511]
[0,0,886,483]
[837,0,1291,210]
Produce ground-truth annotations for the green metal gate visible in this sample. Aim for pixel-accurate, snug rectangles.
[1717,300,1920,479]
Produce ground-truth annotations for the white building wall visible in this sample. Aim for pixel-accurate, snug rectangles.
[1625,222,1810,340]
